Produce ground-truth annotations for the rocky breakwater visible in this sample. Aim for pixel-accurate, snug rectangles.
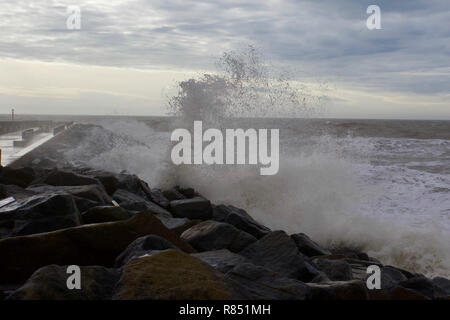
[0,131,449,300]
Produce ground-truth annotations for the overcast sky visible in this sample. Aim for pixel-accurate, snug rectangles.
[0,0,449,119]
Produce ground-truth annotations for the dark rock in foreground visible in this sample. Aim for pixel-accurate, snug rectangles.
[114,250,232,299]
[226,262,310,300]
[212,204,270,239]
[114,235,176,267]
[240,231,319,282]
[170,197,213,220]
[181,220,256,252]
[0,212,194,284]
[8,265,120,300]
[81,206,130,224]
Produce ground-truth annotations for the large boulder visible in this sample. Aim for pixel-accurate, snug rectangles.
[0,191,81,238]
[115,235,176,267]
[212,205,270,239]
[291,233,331,257]
[34,169,101,187]
[169,197,213,220]
[0,167,35,188]
[8,265,120,300]
[181,221,256,252]
[0,212,194,284]
[239,231,319,282]
[432,277,450,298]
[148,188,170,209]
[312,258,353,281]
[28,184,112,213]
[380,266,408,288]
[113,189,171,217]
[307,280,369,300]
[225,263,310,300]
[81,206,130,224]
[114,250,233,299]
[398,275,448,299]
[155,215,201,236]
[192,249,251,273]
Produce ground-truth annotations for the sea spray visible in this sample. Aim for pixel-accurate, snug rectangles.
[62,48,450,278]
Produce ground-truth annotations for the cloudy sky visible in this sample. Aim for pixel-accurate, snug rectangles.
[0,0,449,119]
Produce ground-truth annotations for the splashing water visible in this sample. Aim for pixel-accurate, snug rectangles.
[63,48,449,278]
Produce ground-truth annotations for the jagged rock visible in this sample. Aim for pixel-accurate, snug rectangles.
[28,184,112,204]
[114,250,232,299]
[432,277,450,297]
[0,191,81,237]
[398,275,447,299]
[181,221,256,252]
[312,258,353,281]
[369,286,429,300]
[80,169,120,196]
[308,280,369,300]
[163,188,186,201]
[155,215,200,235]
[115,235,176,267]
[239,231,319,282]
[8,265,120,300]
[149,188,170,209]
[0,212,194,284]
[225,263,310,300]
[112,189,171,217]
[192,249,250,273]
[329,247,370,261]
[212,204,270,239]
[82,206,130,224]
[35,169,100,187]
[174,186,198,198]
[170,197,212,220]
[2,184,36,199]
[28,184,113,213]
[0,185,9,199]
[291,233,331,257]
[380,266,408,288]
[0,166,36,188]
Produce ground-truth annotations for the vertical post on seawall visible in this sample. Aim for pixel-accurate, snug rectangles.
[11,108,14,121]
[0,148,2,166]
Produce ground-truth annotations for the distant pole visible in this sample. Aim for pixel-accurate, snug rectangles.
[11,108,14,121]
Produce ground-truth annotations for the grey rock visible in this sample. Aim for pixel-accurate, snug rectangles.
[291,233,331,257]
[380,266,408,288]
[225,263,310,300]
[399,275,447,299]
[307,280,369,300]
[181,221,256,252]
[115,235,176,267]
[170,197,212,220]
[8,265,120,300]
[35,169,101,187]
[113,189,171,217]
[163,188,186,201]
[212,204,270,239]
[0,166,35,188]
[239,231,320,282]
[0,191,80,237]
[149,188,170,209]
[82,206,130,224]
[312,258,353,281]
[192,249,250,273]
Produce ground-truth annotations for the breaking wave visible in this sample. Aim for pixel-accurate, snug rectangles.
[65,47,449,278]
